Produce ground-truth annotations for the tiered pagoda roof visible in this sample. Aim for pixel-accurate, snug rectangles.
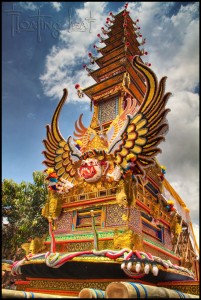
[83,10,147,108]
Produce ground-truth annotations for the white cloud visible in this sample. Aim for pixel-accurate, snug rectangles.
[19,2,37,11]
[40,2,108,101]
[51,2,62,12]
[27,113,36,120]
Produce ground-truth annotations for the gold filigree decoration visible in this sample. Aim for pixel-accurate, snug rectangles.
[42,190,62,221]
[21,235,47,255]
[113,229,144,251]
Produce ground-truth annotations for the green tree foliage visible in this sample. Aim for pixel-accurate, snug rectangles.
[2,171,49,260]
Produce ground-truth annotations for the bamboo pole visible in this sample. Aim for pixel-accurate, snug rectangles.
[105,282,199,298]
[79,288,105,298]
[90,210,99,251]
[2,289,78,299]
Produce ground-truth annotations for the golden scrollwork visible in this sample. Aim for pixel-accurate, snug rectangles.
[150,200,161,219]
[42,190,62,221]
[21,235,47,255]
[169,214,182,245]
[122,72,131,88]
[116,176,136,208]
[113,229,144,251]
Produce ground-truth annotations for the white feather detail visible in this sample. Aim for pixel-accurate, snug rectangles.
[68,136,82,159]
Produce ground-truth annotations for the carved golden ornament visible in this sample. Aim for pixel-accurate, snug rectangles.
[180,257,193,269]
[84,134,108,152]
[113,229,133,250]
[42,190,62,221]
[28,279,109,292]
[116,180,127,207]
[21,235,47,255]
[90,106,99,128]
[122,71,131,88]
[21,243,31,255]
[92,85,121,101]
[150,201,161,219]
[72,256,119,263]
[122,214,128,221]
[175,223,182,235]
[113,229,144,251]
[116,175,136,209]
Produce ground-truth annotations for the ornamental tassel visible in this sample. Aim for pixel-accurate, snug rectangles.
[109,11,115,20]
[133,25,140,31]
[139,38,146,45]
[140,49,148,56]
[97,33,106,43]
[105,20,111,28]
[133,18,139,25]
[93,44,101,52]
[75,84,84,98]
[124,41,130,52]
[144,62,152,67]
[124,3,129,10]
[83,64,93,74]
[101,27,110,35]
[136,31,142,37]
[106,17,114,25]
[88,52,97,64]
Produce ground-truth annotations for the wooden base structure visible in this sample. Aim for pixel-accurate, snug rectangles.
[15,278,199,297]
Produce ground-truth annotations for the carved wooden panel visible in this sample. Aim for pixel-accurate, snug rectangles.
[98,96,118,123]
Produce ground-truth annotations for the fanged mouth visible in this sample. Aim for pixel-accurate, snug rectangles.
[79,166,97,179]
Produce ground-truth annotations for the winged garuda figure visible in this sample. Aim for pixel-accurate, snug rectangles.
[42,56,171,191]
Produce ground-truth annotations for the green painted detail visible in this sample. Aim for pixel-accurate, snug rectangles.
[46,230,124,242]
[143,237,177,256]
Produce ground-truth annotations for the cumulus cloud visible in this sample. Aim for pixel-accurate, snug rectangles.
[19,2,38,11]
[40,2,108,101]
[27,113,36,120]
[40,2,199,235]
[51,2,62,12]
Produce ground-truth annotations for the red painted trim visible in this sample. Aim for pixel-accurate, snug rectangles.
[136,200,170,227]
[15,280,30,285]
[44,237,113,244]
[143,240,180,261]
[62,196,116,208]
[25,288,78,295]
[142,230,161,241]
[158,218,170,227]
[136,200,150,213]
[25,277,121,282]
[157,280,199,286]
[147,176,160,190]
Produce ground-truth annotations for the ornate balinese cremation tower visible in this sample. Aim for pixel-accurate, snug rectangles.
[12,4,199,298]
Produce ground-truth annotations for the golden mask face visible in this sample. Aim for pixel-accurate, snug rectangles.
[78,158,102,183]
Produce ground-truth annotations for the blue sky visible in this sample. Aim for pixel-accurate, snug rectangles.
[2,2,199,242]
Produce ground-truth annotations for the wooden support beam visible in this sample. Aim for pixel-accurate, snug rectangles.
[2,289,78,299]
